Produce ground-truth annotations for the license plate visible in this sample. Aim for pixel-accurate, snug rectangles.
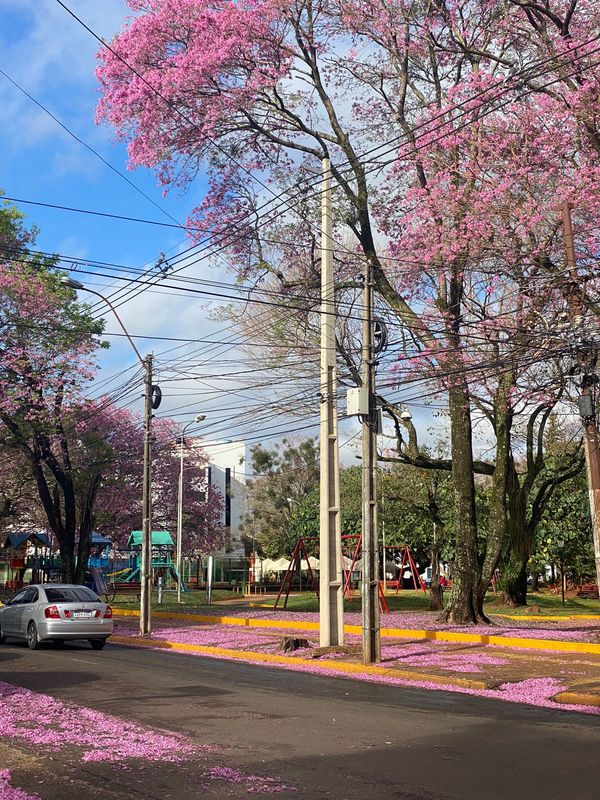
[73,611,92,619]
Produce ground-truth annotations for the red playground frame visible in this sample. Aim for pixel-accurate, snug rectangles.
[274,534,390,613]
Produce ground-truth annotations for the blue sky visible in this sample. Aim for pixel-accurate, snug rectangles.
[0,0,428,457]
[0,0,255,438]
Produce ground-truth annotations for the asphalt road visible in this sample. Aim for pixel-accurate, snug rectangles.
[1,640,599,800]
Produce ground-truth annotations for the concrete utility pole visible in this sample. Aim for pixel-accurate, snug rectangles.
[140,354,154,635]
[562,205,600,598]
[60,276,158,631]
[361,256,380,663]
[319,158,344,646]
[381,480,387,593]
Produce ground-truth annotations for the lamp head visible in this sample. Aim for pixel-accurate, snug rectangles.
[400,410,412,422]
[195,414,206,422]
[61,276,84,290]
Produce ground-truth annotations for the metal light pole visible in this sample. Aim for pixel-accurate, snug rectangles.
[61,276,159,636]
[177,414,206,603]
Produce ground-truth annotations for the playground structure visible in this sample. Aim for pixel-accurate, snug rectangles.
[101,531,186,594]
[273,535,427,613]
[1,532,51,590]
[0,528,191,597]
[383,545,427,593]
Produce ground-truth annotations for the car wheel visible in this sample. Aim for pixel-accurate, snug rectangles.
[27,622,40,650]
[89,639,106,650]
[0,624,5,644]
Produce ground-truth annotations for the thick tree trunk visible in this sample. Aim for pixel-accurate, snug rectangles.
[501,561,528,606]
[499,467,531,607]
[442,384,482,624]
[477,372,513,616]
[74,477,101,584]
[59,548,76,583]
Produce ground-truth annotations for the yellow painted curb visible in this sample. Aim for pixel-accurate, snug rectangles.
[553,691,600,708]
[110,634,488,690]
[114,607,319,631]
[112,609,600,655]
[495,613,600,621]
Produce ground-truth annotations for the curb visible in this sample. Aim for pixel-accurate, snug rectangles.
[553,691,600,707]
[109,634,489,691]
[495,613,600,622]
[113,608,600,656]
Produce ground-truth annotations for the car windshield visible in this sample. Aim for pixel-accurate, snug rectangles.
[44,587,100,603]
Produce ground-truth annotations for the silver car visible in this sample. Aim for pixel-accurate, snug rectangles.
[0,584,113,650]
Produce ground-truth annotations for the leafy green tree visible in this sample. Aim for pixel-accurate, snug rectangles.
[242,438,319,558]
[530,469,594,589]
[0,199,106,581]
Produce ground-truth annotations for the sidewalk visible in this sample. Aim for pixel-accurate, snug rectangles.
[111,611,600,715]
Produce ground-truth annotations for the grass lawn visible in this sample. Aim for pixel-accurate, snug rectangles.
[116,588,600,617]
[256,590,432,613]
[110,589,235,613]
[484,591,600,616]
[3,584,597,618]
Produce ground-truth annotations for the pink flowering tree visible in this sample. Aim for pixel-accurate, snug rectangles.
[0,203,106,581]
[97,0,600,620]
[91,406,224,553]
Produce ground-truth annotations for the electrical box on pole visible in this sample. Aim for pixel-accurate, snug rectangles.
[346,387,369,416]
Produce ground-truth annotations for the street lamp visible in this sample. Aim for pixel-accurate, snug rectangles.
[62,275,159,637]
[177,414,206,604]
[557,539,565,605]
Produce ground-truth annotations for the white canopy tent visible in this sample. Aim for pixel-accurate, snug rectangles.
[261,557,291,573]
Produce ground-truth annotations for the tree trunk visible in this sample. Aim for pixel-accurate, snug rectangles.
[477,372,513,617]
[501,561,528,606]
[531,571,539,592]
[442,384,481,624]
[429,545,443,611]
[74,477,101,584]
[59,548,76,583]
[499,467,531,607]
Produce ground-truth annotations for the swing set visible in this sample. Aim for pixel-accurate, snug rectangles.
[274,534,425,614]
[383,544,427,593]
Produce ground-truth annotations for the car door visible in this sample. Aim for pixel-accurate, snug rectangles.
[1,589,28,635]
[15,587,39,638]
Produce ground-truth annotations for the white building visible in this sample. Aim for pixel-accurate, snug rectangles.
[192,440,248,557]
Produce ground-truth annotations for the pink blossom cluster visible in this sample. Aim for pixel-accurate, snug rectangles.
[116,617,585,674]
[135,638,600,715]
[157,607,599,641]
[0,771,41,800]
[0,681,203,763]
[204,766,295,794]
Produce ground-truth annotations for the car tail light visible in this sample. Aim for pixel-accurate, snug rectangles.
[94,609,101,618]
[44,605,60,619]
[64,609,71,618]
[104,606,113,619]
